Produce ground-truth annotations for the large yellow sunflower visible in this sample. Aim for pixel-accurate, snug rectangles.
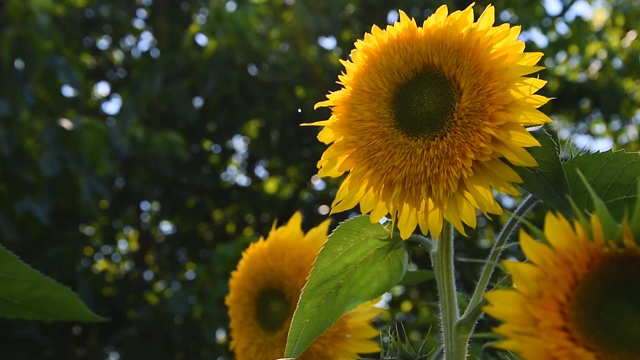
[308,4,552,239]
[226,212,382,360]
[484,212,640,359]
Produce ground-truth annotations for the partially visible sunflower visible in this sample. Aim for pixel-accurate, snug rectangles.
[226,212,382,360]
[308,4,552,239]
[484,212,640,359]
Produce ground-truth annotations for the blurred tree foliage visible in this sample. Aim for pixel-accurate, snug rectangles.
[0,0,638,358]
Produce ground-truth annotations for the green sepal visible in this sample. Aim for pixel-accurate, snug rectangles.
[515,213,547,245]
[629,179,640,240]
[568,195,593,238]
[576,170,620,241]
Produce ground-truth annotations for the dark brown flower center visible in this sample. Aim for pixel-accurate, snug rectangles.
[570,254,640,359]
[256,288,291,332]
[392,67,460,139]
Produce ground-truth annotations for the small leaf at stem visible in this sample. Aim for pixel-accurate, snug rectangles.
[285,215,407,358]
[399,270,435,286]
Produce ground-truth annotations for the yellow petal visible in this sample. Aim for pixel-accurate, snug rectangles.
[397,203,418,239]
[519,229,552,267]
[503,261,542,297]
[476,5,495,31]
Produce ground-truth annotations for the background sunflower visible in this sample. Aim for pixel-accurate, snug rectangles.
[226,213,382,360]
[485,212,640,359]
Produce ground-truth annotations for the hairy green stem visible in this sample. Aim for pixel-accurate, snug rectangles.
[431,222,466,359]
[459,195,539,330]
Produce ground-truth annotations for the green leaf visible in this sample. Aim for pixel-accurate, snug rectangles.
[285,216,408,358]
[399,270,435,286]
[565,150,640,221]
[513,129,572,217]
[0,244,106,322]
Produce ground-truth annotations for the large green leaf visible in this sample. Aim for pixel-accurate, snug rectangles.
[285,215,408,358]
[0,244,106,322]
[513,129,573,216]
[565,150,640,220]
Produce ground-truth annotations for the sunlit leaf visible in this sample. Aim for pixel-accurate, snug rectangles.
[0,244,106,322]
[285,216,408,358]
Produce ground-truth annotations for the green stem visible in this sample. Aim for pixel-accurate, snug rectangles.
[459,195,539,330]
[431,222,466,360]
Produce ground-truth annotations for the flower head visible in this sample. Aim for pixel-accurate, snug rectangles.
[226,212,382,360]
[309,4,552,239]
[484,212,640,359]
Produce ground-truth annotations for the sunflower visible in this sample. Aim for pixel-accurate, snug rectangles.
[226,212,382,360]
[484,212,640,359]
[308,4,552,239]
